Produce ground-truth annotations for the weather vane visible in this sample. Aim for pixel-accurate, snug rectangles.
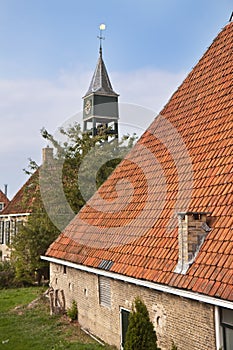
[98,23,106,52]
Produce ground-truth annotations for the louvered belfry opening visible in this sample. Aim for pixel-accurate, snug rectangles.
[175,212,211,274]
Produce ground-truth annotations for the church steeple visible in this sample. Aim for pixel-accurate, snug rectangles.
[84,47,118,98]
[83,24,119,139]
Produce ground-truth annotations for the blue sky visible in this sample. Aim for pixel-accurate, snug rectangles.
[0,0,232,198]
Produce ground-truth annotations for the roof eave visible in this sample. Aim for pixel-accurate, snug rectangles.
[41,255,233,309]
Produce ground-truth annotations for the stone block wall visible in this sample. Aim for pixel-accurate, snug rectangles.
[50,262,216,350]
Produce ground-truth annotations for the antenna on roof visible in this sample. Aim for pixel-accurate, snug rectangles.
[229,11,233,22]
[98,23,106,55]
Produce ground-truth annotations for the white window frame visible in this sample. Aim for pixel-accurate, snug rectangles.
[120,307,130,350]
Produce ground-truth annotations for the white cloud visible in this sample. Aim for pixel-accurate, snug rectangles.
[0,68,186,198]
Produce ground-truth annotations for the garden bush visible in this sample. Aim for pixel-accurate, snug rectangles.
[0,260,17,288]
[67,300,78,321]
[125,296,160,350]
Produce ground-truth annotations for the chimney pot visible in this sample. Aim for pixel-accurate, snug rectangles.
[42,146,53,164]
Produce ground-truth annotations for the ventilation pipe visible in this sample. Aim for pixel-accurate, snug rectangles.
[4,184,7,197]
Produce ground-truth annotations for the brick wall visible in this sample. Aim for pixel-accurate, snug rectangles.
[175,212,210,274]
[50,262,216,350]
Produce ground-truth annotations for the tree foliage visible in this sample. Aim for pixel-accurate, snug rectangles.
[0,261,17,288]
[125,297,160,350]
[11,123,137,284]
[11,210,59,285]
[41,122,136,212]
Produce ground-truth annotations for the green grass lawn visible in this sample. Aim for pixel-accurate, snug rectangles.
[0,287,115,350]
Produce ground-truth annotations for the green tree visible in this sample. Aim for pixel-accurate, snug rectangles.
[41,122,136,212]
[11,202,60,285]
[125,297,160,350]
[12,123,137,284]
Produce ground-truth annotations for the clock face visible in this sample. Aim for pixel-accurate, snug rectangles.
[84,99,92,115]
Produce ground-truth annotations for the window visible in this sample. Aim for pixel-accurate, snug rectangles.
[0,221,4,244]
[63,265,67,274]
[0,203,4,211]
[120,308,130,349]
[98,259,114,271]
[5,221,10,245]
[11,220,16,242]
[221,308,233,350]
[98,276,111,308]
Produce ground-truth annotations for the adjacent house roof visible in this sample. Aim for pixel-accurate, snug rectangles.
[1,171,38,215]
[0,190,9,211]
[46,22,233,302]
[83,48,119,97]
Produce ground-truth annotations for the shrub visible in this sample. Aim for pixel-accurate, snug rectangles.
[67,300,78,321]
[0,261,17,288]
[125,296,160,350]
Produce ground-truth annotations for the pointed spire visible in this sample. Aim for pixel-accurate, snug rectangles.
[84,24,118,98]
[84,50,118,97]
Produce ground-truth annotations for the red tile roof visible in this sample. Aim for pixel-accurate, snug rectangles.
[0,190,9,211]
[46,22,233,301]
[1,171,38,215]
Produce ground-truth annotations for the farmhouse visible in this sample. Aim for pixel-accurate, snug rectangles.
[0,147,53,261]
[42,21,233,349]
[0,188,9,213]
[0,178,33,260]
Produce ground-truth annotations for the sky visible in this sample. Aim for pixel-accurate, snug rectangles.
[0,0,232,199]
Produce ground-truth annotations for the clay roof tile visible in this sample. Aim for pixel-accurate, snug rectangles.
[46,22,233,302]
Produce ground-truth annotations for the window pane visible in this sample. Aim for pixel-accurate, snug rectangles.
[5,221,10,245]
[121,309,130,348]
[222,308,233,326]
[0,221,4,244]
[225,327,233,350]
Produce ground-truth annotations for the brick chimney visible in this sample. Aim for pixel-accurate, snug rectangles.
[42,146,53,165]
[174,212,211,274]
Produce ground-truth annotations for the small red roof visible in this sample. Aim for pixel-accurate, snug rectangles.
[0,190,9,211]
[46,22,233,301]
[1,171,38,215]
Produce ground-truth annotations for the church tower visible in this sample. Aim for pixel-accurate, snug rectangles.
[83,25,119,139]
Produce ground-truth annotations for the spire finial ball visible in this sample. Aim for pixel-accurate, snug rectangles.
[99,24,106,30]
